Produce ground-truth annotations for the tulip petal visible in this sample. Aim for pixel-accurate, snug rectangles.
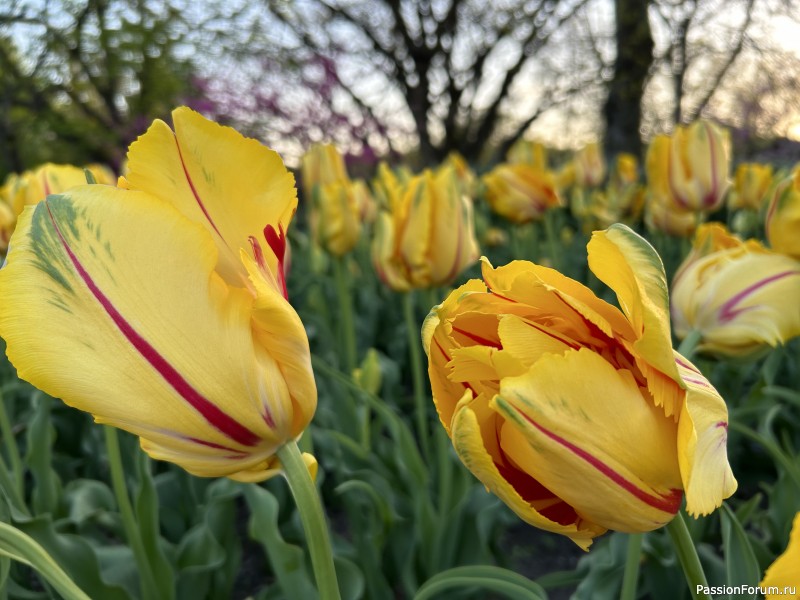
[494,348,683,533]
[760,512,800,598]
[588,224,684,416]
[450,394,603,550]
[674,353,737,516]
[123,107,297,289]
[242,250,316,435]
[0,187,295,479]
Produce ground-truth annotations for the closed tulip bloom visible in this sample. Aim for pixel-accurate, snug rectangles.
[482,163,561,224]
[672,223,800,357]
[439,152,477,199]
[300,143,349,200]
[0,107,316,481]
[423,224,736,549]
[506,140,548,171]
[645,135,697,237]
[668,121,730,212]
[372,167,479,291]
[574,142,606,187]
[313,179,362,256]
[729,163,773,211]
[760,512,800,600]
[765,169,800,259]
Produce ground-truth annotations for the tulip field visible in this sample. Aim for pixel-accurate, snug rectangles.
[1,109,799,600]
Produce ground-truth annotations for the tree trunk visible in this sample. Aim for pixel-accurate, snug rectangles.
[603,0,654,158]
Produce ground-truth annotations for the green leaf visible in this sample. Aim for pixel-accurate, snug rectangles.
[0,521,91,600]
[25,394,61,516]
[243,485,317,599]
[64,479,115,526]
[414,565,547,600]
[720,504,761,599]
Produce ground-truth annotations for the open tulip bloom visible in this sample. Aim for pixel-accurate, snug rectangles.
[0,107,317,481]
[423,224,737,550]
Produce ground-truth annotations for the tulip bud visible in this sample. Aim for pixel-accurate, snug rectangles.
[439,152,476,199]
[313,179,362,256]
[482,164,561,224]
[0,200,13,255]
[668,121,730,212]
[300,143,349,200]
[372,168,479,291]
[573,142,606,187]
[672,223,800,357]
[353,348,382,396]
[507,140,549,171]
[729,163,773,211]
[765,168,800,259]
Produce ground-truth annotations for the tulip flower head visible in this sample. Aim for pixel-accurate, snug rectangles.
[668,121,731,212]
[573,142,606,188]
[506,139,549,171]
[372,167,479,291]
[0,108,317,481]
[729,162,773,211]
[766,168,800,260]
[644,135,698,237]
[671,224,800,357]
[482,163,561,224]
[760,512,800,600]
[300,143,349,200]
[423,224,736,549]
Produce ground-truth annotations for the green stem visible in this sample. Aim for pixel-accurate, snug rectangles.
[677,330,703,360]
[544,209,561,271]
[276,441,341,600]
[0,385,23,495]
[332,255,358,374]
[103,427,160,600]
[403,291,431,461]
[665,512,710,600]
[619,533,643,600]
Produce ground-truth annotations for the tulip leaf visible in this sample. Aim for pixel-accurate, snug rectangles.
[25,394,61,516]
[720,504,760,598]
[8,514,131,600]
[63,479,115,527]
[134,452,176,600]
[243,484,317,599]
[414,565,547,600]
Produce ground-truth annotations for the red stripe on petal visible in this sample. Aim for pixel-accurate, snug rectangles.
[45,201,261,447]
[509,402,683,515]
[264,224,288,299]
[174,134,225,241]
[717,270,798,323]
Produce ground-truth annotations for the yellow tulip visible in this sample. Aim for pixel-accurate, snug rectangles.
[645,135,697,237]
[591,154,645,228]
[439,152,476,199]
[729,163,773,211]
[506,140,548,171]
[0,107,316,481]
[352,179,377,224]
[300,143,349,200]
[422,224,736,549]
[760,512,800,600]
[766,168,800,259]
[313,179,362,256]
[668,121,730,212]
[482,163,561,224]
[573,142,606,187]
[4,163,115,216]
[372,167,479,291]
[671,223,800,357]
[0,200,13,255]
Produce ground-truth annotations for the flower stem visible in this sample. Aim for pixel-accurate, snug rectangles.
[276,441,341,600]
[544,208,561,271]
[403,291,431,461]
[677,330,703,360]
[103,427,160,600]
[665,512,710,600]
[619,533,643,600]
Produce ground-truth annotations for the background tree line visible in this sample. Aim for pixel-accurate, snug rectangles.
[1,0,799,179]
